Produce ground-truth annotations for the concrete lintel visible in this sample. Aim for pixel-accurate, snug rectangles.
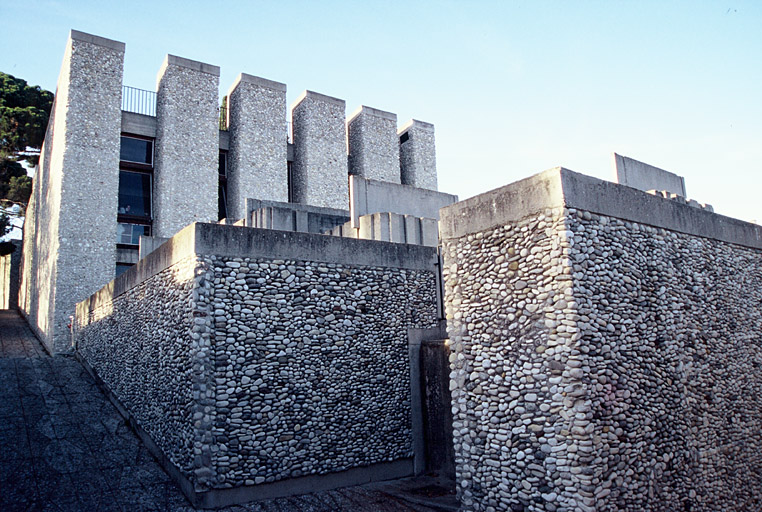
[194,223,438,271]
[69,30,125,52]
[440,167,762,250]
[163,54,220,76]
[228,73,287,96]
[291,89,345,111]
[347,105,398,125]
[398,119,435,135]
[121,112,157,138]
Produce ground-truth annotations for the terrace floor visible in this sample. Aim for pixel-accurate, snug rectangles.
[0,309,457,512]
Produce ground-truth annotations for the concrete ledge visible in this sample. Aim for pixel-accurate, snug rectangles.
[70,29,125,52]
[164,54,220,76]
[398,119,434,135]
[194,223,438,271]
[230,73,287,93]
[347,105,397,124]
[121,112,157,137]
[440,167,762,250]
[292,90,345,110]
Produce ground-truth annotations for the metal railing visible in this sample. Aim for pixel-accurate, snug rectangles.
[219,106,228,131]
[122,85,156,117]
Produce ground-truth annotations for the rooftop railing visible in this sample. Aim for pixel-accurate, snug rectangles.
[122,86,156,117]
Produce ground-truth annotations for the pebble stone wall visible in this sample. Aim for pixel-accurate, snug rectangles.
[399,120,437,191]
[291,91,349,210]
[154,55,220,238]
[227,74,289,220]
[76,242,438,493]
[442,206,762,512]
[76,256,206,484]
[205,255,438,487]
[347,106,401,184]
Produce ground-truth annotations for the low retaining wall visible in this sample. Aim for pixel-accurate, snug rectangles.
[75,222,439,507]
[440,168,762,512]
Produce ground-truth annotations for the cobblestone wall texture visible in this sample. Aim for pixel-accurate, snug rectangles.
[399,120,437,191]
[154,56,220,237]
[442,207,762,512]
[20,31,123,353]
[227,75,288,219]
[76,249,437,492]
[347,107,400,184]
[76,256,208,485]
[291,92,349,210]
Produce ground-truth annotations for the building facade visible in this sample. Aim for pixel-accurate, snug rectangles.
[19,30,453,353]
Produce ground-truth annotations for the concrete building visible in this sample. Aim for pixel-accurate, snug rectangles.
[18,30,457,354]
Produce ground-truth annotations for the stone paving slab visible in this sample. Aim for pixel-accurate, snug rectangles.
[0,310,456,511]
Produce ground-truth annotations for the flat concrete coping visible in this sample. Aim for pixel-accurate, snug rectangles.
[398,119,435,135]
[248,198,350,218]
[292,90,345,110]
[347,105,398,124]
[78,223,438,317]
[70,29,125,52]
[164,54,220,76]
[229,73,287,94]
[440,167,762,250]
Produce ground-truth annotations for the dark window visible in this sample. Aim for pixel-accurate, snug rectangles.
[399,131,410,144]
[120,136,153,165]
[117,223,151,246]
[287,161,294,203]
[118,171,152,218]
[219,151,227,176]
[115,263,133,277]
[218,150,228,220]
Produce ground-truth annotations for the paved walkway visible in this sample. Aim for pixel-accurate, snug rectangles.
[0,310,456,511]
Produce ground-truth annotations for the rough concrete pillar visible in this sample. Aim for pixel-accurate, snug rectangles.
[19,30,124,352]
[154,55,220,237]
[347,106,400,183]
[290,91,348,210]
[399,120,437,191]
[227,74,288,219]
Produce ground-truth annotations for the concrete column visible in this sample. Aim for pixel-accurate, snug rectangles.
[154,55,220,237]
[290,91,348,210]
[347,106,400,183]
[227,74,288,219]
[399,120,437,191]
[19,30,124,352]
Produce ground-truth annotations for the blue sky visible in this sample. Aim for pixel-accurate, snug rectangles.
[1,0,760,222]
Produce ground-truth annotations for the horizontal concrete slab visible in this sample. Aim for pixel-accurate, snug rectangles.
[440,167,762,250]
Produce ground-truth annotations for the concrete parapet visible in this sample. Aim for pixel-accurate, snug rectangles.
[153,54,220,238]
[350,213,438,247]
[290,90,348,209]
[246,198,349,235]
[227,73,288,219]
[614,152,686,196]
[349,175,457,228]
[19,29,124,352]
[399,120,437,191]
[347,106,400,183]
[440,167,762,249]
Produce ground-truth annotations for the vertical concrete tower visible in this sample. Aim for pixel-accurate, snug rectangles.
[399,120,437,191]
[153,55,220,237]
[226,73,288,220]
[290,91,348,210]
[347,106,400,183]
[19,30,124,352]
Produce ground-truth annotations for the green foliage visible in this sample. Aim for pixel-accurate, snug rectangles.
[0,72,54,159]
[0,72,51,238]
